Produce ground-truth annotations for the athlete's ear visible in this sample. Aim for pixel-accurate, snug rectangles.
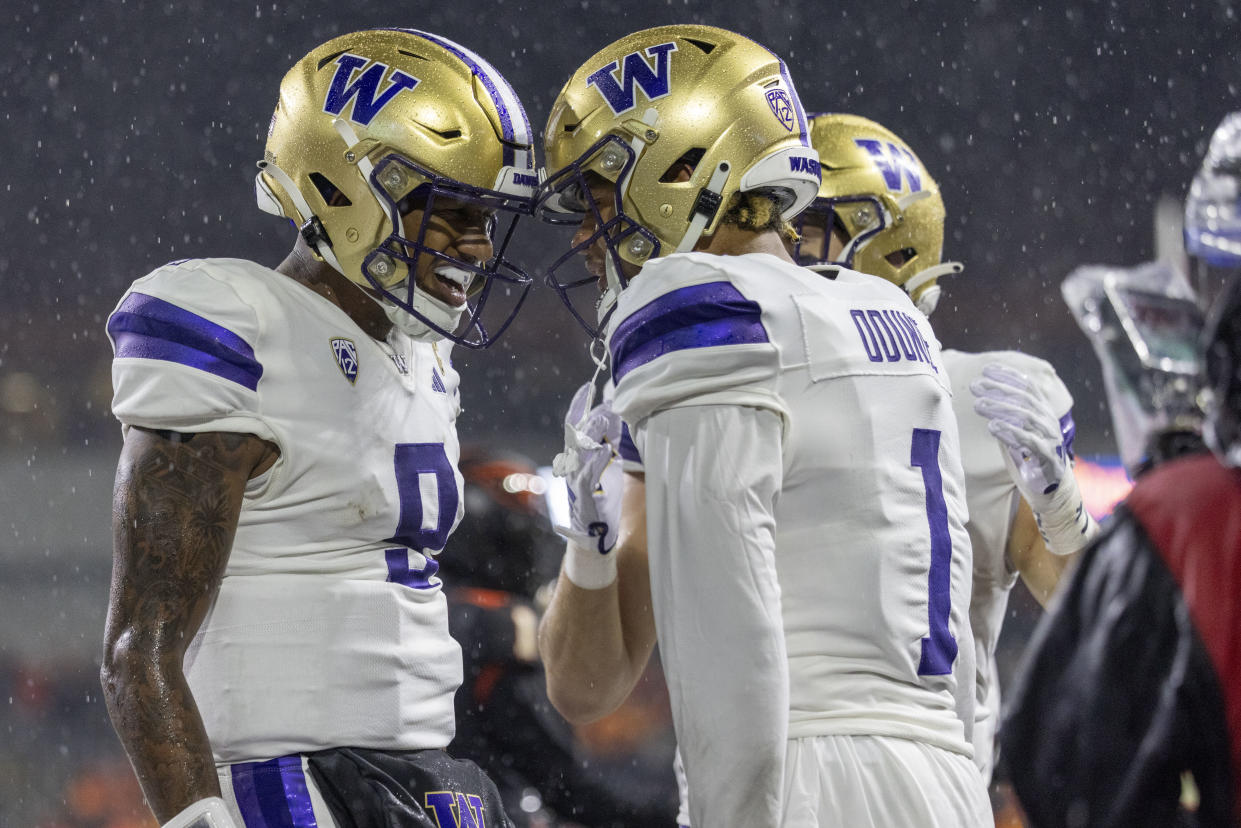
[670,162,694,183]
[658,148,704,184]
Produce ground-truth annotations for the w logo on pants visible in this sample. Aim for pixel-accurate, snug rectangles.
[323,53,420,126]
[586,42,678,115]
[424,792,486,828]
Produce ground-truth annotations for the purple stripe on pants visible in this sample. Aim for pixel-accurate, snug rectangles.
[230,756,319,827]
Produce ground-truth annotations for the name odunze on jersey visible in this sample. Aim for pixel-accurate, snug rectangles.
[106,258,465,763]
[606,252,977,757]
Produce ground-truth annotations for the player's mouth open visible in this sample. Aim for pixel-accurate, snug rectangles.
[431,266,474,306]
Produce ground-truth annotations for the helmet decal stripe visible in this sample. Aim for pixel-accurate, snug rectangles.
[391,28,533,171]
[735,29,809,146]
[774,59,810,147]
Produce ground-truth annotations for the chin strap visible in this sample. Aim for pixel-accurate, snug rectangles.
[332,118,390,213]
[558,338,613,432]
[596,263,622,331]
[677,161,732,254]
[255,159,347,275]
[904,261,963,316]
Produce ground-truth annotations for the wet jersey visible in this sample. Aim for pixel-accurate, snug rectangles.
[942,348,1074,780]
[608,252,978,826]
[106,258,465,763]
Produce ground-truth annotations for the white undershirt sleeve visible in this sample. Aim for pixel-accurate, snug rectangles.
[641,403,787,828]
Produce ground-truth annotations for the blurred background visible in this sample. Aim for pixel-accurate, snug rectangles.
[1,0,1238,824]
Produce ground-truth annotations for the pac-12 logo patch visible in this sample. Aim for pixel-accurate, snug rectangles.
[766,89,795,132]
[331,338,359,384]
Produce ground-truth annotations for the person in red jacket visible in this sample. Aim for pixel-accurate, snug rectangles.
[999,112,1241,828]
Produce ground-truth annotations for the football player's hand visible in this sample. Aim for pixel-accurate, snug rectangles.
[970,362,1096,555]
[552,382,623,560]
[970,362,1067,498]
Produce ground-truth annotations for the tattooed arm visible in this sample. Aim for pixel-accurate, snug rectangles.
[101,427,277,822]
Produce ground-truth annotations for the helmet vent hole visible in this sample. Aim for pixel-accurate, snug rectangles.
[660,148,706,182]
[886,247,917,266]
[683,38,716,54]
[397,49,430,61]
[316,50,349,70]
[310,172,352,207]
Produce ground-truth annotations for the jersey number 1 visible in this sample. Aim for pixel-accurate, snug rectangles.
[911,428,958,676]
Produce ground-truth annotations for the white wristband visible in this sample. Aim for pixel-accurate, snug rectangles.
[560,535,619,590]
[163,797,239,828]
[1032,471,1099,556]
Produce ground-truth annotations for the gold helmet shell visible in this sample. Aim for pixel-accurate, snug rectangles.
[538,24,820,331]
[254,29,536,345]
[800,113,961,314]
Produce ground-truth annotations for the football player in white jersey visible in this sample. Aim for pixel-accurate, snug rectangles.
[792,114,1100,785]
[100,29,535,828]
[535,25,991,828]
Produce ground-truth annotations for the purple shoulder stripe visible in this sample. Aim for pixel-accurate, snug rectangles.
[230,755,319,827]
[609,281,768,382]
[107,292,263,391]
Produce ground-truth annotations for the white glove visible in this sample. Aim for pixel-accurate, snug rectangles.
[551,382,624,587]
[970,362,1098,555]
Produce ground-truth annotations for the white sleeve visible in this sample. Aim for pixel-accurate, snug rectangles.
[106,262,274,441]
[641,403,787,828]
[953,596,978,749]
[607,255,788,428]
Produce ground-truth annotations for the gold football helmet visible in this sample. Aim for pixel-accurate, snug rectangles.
[537,24,821,336]
[795,113,962,315]
[255,28,537,347]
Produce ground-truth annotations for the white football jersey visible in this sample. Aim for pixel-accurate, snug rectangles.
[941,348,1074,781]
[610,252,977,754]
[107,258,465,763]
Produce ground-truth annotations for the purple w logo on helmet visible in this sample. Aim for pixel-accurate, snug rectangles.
[586,42,678,115]
[322,53,420,126]
[854,138,924,194]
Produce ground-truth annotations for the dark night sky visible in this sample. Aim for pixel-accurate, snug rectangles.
[0,3,1238,822]
[2,0,1239,459]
